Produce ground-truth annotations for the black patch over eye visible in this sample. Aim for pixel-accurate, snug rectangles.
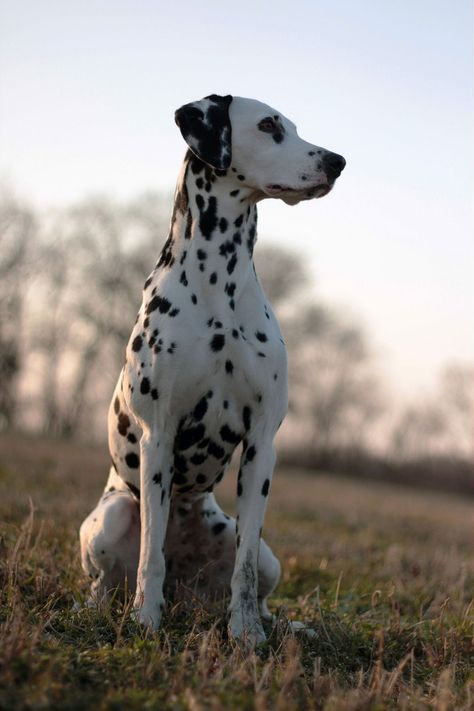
[258,117,276,133]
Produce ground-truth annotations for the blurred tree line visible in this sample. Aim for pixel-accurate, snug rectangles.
[0,189,472,488]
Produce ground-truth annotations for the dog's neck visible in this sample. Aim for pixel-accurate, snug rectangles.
[157,152,260,319]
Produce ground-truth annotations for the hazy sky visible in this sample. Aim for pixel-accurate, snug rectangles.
[1,0,473,403]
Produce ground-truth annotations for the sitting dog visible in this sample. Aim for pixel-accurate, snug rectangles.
[79,94,345,644]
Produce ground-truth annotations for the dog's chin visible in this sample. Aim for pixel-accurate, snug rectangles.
[264,183,333,205]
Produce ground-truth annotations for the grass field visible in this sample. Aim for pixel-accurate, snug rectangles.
[1,432,473,710]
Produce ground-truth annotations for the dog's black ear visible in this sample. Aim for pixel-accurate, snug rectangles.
[175,94,233,171]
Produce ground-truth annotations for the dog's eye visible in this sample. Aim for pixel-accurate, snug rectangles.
[258,117,276,133]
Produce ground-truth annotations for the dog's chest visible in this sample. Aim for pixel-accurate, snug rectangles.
[115,272,287,496]
[125,268,287,419]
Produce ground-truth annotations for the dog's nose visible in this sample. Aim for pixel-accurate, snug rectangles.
[322,152,346,182]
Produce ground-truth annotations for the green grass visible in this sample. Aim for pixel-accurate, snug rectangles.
[0,432,473,709]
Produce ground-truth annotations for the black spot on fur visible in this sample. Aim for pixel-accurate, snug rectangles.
[140,378,150,395]
[243,406,252,431]
[219,240,235,257]
[151,388,159,400]
[191,453,207,466]
[117,412,131,436]
[212,522,226,535]
[114,396,120,414]
[172,471,188,485]
[193,396,208,421]
[225,360,233,374]
[146,295,172,315]
[176,423,206,451]
[132,336,143,352]
[256,331,268,342]
[220,424,241,445]
[247,223,256,256]
[173,453,188,474]
[261,479,270,496]
[227,253,237,275]
[246,445,256,462]
[125,453,140,469]
[185,210,193,239]
[209,272,217,285]
[195,194,218,240]
[156,235,175,269]
[210,333,225,352]
[208,440,225,459]
[153,472,162,485]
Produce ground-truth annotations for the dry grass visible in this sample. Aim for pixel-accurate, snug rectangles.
[0,431,473,710]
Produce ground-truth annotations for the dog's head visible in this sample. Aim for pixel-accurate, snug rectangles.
[175,94,345,204]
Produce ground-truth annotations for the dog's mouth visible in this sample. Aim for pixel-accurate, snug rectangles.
[266,183,332,199]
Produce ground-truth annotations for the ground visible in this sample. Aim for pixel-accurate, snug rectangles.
[0,432,473,710]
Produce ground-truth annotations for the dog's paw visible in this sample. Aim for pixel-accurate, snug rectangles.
[132,597,164,631]
[228,609,267,647]
[71,596,100,612]
[287,620,317,638]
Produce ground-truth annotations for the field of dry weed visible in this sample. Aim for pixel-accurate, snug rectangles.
[1,432,473,709]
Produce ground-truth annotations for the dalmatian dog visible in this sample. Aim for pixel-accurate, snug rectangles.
[79,94,345,645]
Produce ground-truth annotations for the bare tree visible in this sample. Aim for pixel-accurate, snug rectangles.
[390,363,474,460]
[0,191,36,428]
[26,193,169,437]
[285,304,382,454]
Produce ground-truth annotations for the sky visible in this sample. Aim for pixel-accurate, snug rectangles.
[0,0,473,404]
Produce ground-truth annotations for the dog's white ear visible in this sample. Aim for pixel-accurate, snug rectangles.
[175,94,233,171]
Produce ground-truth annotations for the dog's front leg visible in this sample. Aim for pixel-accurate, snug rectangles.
[133,430,173,630]
[229,436,276,646]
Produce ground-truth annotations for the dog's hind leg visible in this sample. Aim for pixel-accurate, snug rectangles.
[79,476,140,605]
